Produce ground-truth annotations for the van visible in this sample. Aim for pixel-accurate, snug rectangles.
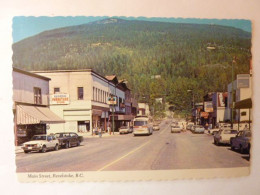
[133,116,153,136]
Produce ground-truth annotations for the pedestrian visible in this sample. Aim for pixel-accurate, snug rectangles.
[98,127,102,138]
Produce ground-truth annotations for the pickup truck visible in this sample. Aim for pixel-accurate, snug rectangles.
[55,132,83,148]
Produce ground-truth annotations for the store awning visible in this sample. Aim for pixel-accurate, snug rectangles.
[117,114,135,121]
[16,105,65,125]
[92,109,103,116]
[234,98,252,109]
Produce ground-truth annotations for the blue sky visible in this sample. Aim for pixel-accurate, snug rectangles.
[12,16,251,43]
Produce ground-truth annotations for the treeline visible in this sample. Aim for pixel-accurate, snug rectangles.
[12,18,251,115]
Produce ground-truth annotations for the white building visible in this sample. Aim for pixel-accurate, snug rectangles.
[34,70,127,134]
[226,74,252,126]
[212,92,228,127]
[137,103,150,116]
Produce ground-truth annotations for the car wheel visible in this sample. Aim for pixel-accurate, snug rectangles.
[240,145,244,154]
[41,146,47,153]
[54,144,59,151]
[24,150,29,153]
[231,142,235,150]
[77,141,80,146]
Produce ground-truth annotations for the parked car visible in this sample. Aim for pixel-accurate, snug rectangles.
[213,129,238,145]
[186,124,194,131]
[219,123,231,130]
[55,132,83,148]
[153,123,160,131]
[193,125,205,134]
[22,134,59,153]
[171,125,182,133]
[119,126,130,134]
[230,130,251,154]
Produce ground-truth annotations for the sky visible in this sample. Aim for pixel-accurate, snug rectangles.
[12,16,252,43]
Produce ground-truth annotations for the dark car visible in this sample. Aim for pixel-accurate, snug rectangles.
[230,130,251,154]
[55,132,83,148]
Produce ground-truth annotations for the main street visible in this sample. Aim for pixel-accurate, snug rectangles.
[16,120,250,172]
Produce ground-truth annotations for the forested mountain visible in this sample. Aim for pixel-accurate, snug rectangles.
[12,18,251,116]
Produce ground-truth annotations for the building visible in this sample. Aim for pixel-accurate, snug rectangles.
[13,67,64,146]
[137,103,150,116]
[34,70,136,134]
[226,74,252,129]
[212,92,228,128]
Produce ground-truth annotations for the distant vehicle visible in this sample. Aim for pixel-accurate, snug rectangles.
[119,126,130,134]
[133,116,153,136]
[193,125,205,134]
[219,123,231,130]
[230,130,251,154]
[22,134,59,153]
[153,123,160,131]
[171,125,181,133]
[213,129,238,145]
[55,132,83,148]
[186,124,194,130]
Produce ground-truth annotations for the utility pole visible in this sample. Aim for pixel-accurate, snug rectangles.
[231,56,236,128]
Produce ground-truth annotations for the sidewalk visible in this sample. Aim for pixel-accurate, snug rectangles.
[15,132,120,154]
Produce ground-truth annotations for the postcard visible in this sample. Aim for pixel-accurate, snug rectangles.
[12,16,252,182]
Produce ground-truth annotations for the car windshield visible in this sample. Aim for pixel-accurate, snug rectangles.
[134,121,147,126]
[173,126,180,128]
[120,126,127,129]
[223,130,237,134]
[31,135,46,140]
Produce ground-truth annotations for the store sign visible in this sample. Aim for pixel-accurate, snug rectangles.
[200,112,209,118]
[204,101,213,112]
[50,94,69,105]
[218,93,226,107]
[237,74,250,88]
[107,97,117,105]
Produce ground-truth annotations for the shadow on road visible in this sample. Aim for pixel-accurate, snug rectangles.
[241,156,250,161]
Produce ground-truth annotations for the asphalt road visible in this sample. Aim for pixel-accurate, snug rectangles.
[16,120,250,172]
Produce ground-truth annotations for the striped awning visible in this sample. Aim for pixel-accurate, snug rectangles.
[16,105,65,125]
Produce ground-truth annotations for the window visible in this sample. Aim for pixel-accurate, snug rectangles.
[54,87,60,94]
[93,87,95,100]
[78,87,84,100]
[34,87,42,104]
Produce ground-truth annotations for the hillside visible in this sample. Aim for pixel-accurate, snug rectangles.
[12,18,252,115]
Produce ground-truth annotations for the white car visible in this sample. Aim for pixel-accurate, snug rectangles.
[171,125,182,133]
[22,134,59,153]
[214,129,238,145]
[119,126,130,134]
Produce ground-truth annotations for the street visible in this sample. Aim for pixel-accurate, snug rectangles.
[16,120,250,172]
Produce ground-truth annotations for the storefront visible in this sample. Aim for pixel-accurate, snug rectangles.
[14,104,64,145]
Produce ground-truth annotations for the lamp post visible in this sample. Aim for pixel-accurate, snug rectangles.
[231,56,236,128]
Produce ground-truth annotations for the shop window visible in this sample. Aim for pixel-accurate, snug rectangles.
[34,87,42,104]
[54,87,60,94]
[78,87,84,100]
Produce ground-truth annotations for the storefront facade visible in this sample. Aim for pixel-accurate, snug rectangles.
[34,70,115,135]
[13,68,64,145]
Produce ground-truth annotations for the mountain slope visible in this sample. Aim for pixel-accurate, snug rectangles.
[12,18,251,114]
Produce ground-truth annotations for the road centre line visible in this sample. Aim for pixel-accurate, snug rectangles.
[159,123,171,135]
[97,140,151,171]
